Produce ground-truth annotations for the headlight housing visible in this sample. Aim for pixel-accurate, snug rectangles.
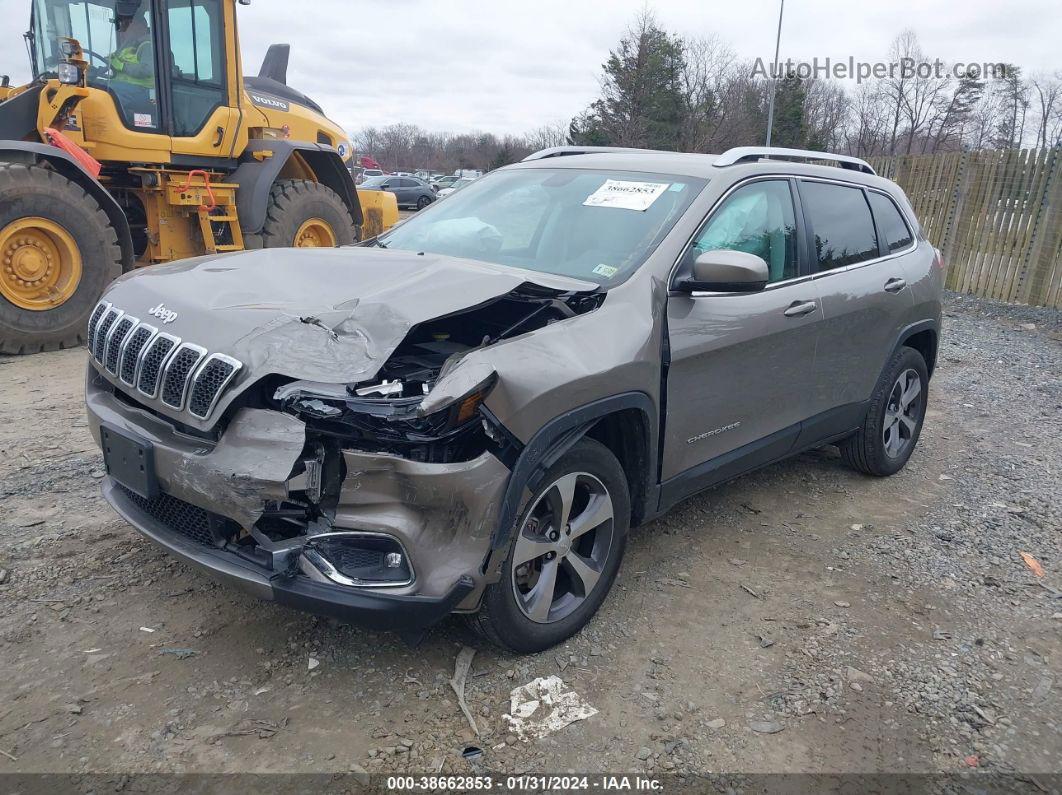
[57,62,80,85]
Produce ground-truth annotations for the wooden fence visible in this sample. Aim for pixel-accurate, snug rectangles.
[866,149,1062,308]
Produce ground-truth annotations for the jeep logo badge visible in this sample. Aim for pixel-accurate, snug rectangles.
[148,303,178,324]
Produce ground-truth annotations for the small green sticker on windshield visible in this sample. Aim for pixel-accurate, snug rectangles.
[593,264,619,278]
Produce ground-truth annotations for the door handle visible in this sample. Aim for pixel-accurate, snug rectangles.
[783,300,818,317]
[884,278,907,293]
[212,126,224,147]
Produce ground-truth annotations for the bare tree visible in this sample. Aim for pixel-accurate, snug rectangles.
[1030,72,1062,149]
[525,121,570,151]
[882,30,920,154]
[675,34,737,151]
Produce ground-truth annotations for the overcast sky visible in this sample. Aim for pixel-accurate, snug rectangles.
[2,0,1058,139]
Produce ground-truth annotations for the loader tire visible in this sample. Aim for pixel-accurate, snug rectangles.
[0,163,123,355]
[260,179,358,249]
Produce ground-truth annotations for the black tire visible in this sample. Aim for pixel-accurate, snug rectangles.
[260,179,358,248]
[415,194,431,210]
[470,439,630,653]
[0,164,122,355]
[840,346,929,476]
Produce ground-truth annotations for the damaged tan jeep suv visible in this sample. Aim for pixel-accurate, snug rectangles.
[87,146,942,652]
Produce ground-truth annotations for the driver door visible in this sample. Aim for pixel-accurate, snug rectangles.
[163,0,240,157]
[662,178,823,482]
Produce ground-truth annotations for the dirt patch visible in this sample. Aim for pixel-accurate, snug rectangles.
[0,294,1058,777]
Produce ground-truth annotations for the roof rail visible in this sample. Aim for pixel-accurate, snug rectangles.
[714,146,876,175]
[522,145,664,162]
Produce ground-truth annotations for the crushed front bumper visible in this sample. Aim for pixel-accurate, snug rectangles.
[87,367,512,630]
[103,478,475,630]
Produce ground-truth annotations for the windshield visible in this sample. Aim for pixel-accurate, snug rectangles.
[361,176,389,187]
[378,167,705,285]
[31,0,161,131]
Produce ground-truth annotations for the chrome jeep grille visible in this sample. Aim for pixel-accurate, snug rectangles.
[160,344,206,410]
[88,301,242,421]
[104,316,136,374]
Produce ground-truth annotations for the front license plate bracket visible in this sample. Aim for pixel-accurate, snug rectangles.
[100,423,158,499]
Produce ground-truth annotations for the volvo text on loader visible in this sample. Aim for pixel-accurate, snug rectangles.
[0,0,398,354]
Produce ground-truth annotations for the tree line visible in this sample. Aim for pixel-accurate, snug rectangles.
[352,11,1061,173]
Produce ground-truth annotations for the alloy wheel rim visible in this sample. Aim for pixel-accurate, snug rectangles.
[294,218,337,248]
[883,368,922,458]
[510,471,615,624]
[0,218,82,310]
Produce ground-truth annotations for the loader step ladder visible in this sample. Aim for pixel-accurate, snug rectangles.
[172,170,244,254]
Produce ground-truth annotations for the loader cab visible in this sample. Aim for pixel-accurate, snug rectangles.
[28,0,243,159]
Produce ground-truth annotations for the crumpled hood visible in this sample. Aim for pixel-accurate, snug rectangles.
[103,246,596,383]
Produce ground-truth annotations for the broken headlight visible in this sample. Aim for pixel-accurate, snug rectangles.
[273,372,498,463]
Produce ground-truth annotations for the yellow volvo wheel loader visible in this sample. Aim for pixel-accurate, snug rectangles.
[0,0,399,354]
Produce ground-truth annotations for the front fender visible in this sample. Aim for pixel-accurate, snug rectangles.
[0,139,135,270]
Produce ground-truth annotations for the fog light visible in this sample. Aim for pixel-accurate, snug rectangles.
[303,533,413,587]
[57,62,80,85]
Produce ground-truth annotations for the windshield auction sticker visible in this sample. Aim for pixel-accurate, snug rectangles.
[583,179,670,211]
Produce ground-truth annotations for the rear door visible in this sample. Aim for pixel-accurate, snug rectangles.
[663,178,823,481]
[797,180,916,426]
[394,178,415,205]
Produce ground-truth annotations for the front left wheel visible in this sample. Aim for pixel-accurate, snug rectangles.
[470,439,630,653]
[0,163,123,354]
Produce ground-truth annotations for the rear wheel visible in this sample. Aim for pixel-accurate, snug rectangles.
[839,346,929,476]
[0,164,122,354]
[260,179,358,249]
[470,439,629,653]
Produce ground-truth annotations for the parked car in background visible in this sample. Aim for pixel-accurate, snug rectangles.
[431,175,461,191]
[355,168,385,185]
[360,175,436,210]
[436,176,477,198]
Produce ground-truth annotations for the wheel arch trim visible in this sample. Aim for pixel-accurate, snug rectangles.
[0,140,134,270]
[890,319,939,377]
[230,140,363,235]
[490,391,658,550]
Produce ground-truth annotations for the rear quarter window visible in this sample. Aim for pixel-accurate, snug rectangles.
[800,181,879,272]
[867,191,914,253]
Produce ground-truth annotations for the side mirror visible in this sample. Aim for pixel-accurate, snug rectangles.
[676,250,769,293]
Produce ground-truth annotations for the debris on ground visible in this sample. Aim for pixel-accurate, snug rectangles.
[1020,552,1046,577]
[207,718,287,743]
[449,645,479,737]
[504,675,598,741]
[749,720,784,734]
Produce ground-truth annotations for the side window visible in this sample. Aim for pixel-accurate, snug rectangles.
[800,182,879,271]
[867,191,914,253]
[690,180,799,283]
[167,0,225,137]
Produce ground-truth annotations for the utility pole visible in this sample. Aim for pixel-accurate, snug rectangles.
[764,0,786,146]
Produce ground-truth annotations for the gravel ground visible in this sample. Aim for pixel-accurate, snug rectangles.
[0,291,1059,787]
